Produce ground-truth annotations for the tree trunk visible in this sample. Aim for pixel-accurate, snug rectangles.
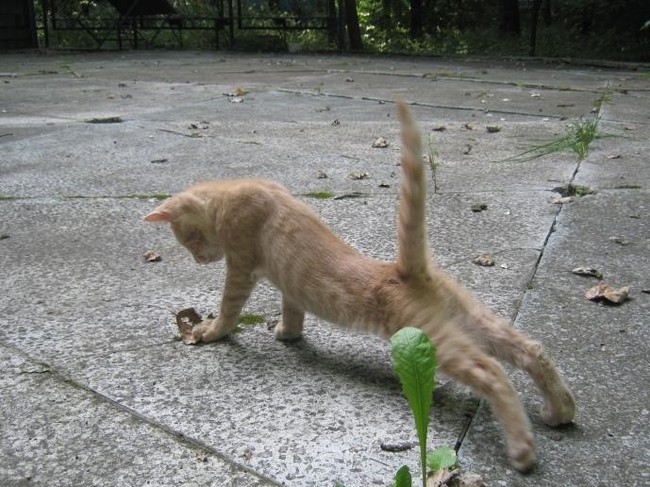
[529,0,542,56]
[410,0,423,39]
[499,0,521,36]
[343,0,363,50]
[542,0,552,26]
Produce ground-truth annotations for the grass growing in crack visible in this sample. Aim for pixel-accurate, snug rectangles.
[553,183,594,197]
[426,134,440,194]
[0,195,17,201]
[503,117,601,162]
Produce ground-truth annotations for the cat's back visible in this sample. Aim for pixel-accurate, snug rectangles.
[187,178,287,198]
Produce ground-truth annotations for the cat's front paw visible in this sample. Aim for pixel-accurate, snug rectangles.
[508,433,537,473]
[191,318,228,343]
[273,321,303,341]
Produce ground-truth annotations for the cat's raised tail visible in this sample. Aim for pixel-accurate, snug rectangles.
[396,100,431,278]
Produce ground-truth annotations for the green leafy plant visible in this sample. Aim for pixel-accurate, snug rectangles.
[391,327,437,487]
[426,446,458,471]
[388,464,413,487]
[336,327,458,487]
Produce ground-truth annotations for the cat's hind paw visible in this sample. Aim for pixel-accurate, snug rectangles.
[541,389,576,426]
[508,433,537,473]
[273,321,303,341]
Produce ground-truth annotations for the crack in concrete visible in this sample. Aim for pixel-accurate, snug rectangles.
[1,343,283,486]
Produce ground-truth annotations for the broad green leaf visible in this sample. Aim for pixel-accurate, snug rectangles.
[426,446,458,471]
[391,327,437,487]
[391,465,412,487]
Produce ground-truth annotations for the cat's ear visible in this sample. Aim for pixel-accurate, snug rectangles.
[144,192,204,223]
[144,207,172,222]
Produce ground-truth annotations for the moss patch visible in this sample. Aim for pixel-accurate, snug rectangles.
[65,193,171,201]
[302,191,335,199]
[238,313,266,325]
[85,116,123,124]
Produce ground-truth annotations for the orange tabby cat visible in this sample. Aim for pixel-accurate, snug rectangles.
[145,101,575,471]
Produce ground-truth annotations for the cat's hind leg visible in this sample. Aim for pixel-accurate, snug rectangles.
[274,295,305,341]
[192,265,256,343]
[434,331,537,471]
[477,317,575,427]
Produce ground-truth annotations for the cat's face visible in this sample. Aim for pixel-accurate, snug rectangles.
[144,192,224,265]
[169,219,223,264]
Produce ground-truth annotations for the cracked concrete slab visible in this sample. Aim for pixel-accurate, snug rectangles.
[1,51,648,487]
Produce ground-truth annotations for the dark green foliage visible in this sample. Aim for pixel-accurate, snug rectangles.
[36,0,650,60]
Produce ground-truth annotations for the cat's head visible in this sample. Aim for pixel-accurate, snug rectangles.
[144,192,224,264]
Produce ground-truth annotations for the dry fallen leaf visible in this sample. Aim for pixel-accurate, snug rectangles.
[585,283,630,304]
[175,307,203,344]
[455,473,486,487]
[228,96,244,104]
[372,137,390,148]
[572,267,603,279]
[473,254,495,267]
[235,86,248,96]
[317,170,328,179]
[486,125,501,133]
[427,468,457,487]
[549,195,573,204]
[609,236,630,246]
[349,171,370,180]
[143,250,162,262]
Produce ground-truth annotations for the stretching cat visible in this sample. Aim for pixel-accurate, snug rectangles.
[145,101,575,471]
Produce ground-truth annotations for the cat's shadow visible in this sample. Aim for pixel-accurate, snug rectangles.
[223,328,476,415]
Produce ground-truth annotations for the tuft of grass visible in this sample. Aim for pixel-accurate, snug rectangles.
[503,117,601,162]
[553,184,594,197]
[0,195,17,201]
[426,134,440,193]
[302,191,335,199]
